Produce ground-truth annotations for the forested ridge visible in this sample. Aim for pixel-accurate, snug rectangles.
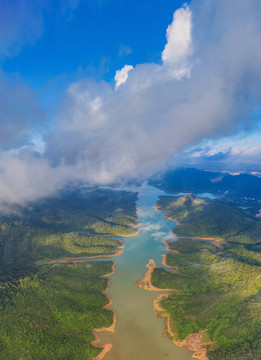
[0,187,138,359]
[150,167,261,199]
[153,195,261,359]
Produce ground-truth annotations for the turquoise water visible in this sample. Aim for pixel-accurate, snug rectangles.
[91,184,193,360]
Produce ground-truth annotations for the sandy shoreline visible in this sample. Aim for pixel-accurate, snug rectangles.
[131,222,141,228]
[176,236,225,249]
[152,209,210,358]
[40,237,128,265]
[42,250,124,264]
[156,210,211,360]
[163,214,175,222]
[101,262,116,277]
[153,294,210,360]
[117,229,140,237]
[162,240,180,254]
[91,262,117,360]
[91,336,112,360]
[134,259,180,292]
[116,239,125,249]
[153,206,183,223]
[136,256,208,359]
[155,203,224,252]
[154,205,170,213]
[161,254,178,272]
[91,224,140,359]
[85,229,140,237]
[35,217,140,359]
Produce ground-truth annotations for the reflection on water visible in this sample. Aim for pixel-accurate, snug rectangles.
[93,184,192,360]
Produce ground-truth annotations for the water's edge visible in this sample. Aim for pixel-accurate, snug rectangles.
[90,184,192,360]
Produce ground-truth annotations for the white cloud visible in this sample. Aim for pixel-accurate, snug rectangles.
[163,232,177,242]
[141,222,161,232]
[162,4,193,79]
[114,65,134,89]
[0,151,66,212]
[0,0,261,208]
[44,0,261,187]
[137,206,154,218]
[184,128,261,169]
[162,4,192,64]
[151,231,167,241]
[230,143,261,156]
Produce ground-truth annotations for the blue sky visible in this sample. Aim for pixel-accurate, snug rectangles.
[2,0,184,88]
[0,0,185,119]
[0,0,261,208]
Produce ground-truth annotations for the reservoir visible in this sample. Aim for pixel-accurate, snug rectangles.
[94,184,193,360]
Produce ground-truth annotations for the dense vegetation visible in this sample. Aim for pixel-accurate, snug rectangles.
[153,194,261,359]
[157,195,261,245]
[0,262,114,360]
[0,188,138,268]
[0,187,138,359]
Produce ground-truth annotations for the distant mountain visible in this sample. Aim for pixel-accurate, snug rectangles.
[149,167,261,198]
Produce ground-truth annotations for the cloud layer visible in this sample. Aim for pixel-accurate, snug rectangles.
[1,0,261,208]
[45,1,261,181]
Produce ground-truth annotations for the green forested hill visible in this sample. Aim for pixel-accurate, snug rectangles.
[152,239,261,360]
[153,195,261,359]
[149,167,261,199]
[0,262,114,360]
[0,187,138,359]
[157,195,261,246]
[0,188,138,270]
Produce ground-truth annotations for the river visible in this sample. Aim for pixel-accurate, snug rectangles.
[92,184,193,360]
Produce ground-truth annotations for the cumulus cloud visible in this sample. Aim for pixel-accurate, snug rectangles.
[44,1,261,186]
[114,65,134,89]
[162,4,193,79]
[162,4,192,63]
[1,0,261,208]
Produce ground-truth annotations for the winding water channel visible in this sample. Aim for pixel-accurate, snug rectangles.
[92,184,193,360]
